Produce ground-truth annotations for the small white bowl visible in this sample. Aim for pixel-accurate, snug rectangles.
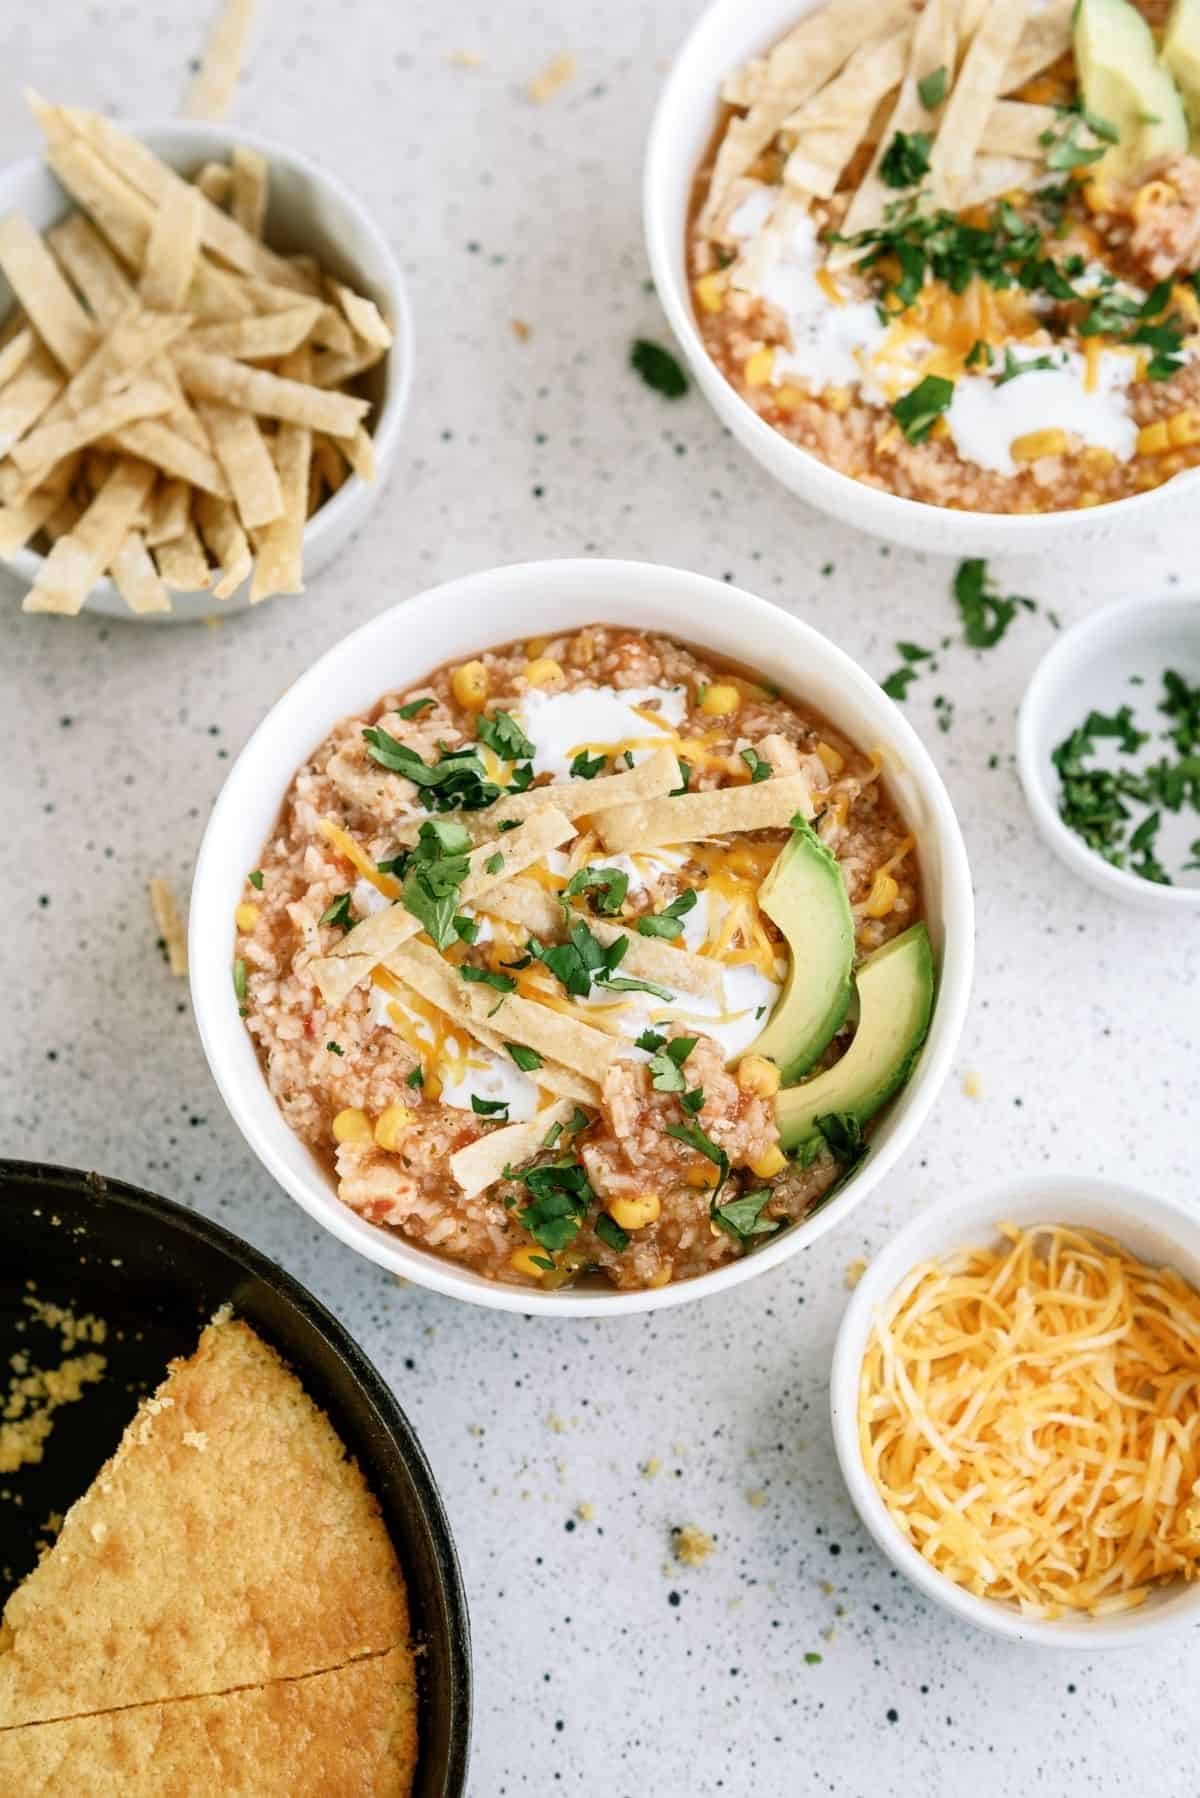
[1017,594,1200,910]
[831,1174,1200,1647]
[190,557,975,1316]
[644,0,1194,557]
[0,121,412,623]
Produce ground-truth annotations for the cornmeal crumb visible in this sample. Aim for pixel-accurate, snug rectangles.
[745,1488,768,1509]
[528,51,577,103]
[673,1524,715,1567]
[962,1071,983,1099]
[642,1456,662,1479]
[845,1258,867,1291]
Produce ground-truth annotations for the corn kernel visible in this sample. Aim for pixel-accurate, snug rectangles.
[815,740,845,776]
[930,416,951,442]
[864,870,899,919]
[451,659,489,709]
[332,1107,372,1145]
[1082,181,1111,214]
[824,387,851,415]
[686,1163,719,1189]
[1133,178,1177,220]
[747,1144,788,1179]
[1167,410,1200,447]
[1137,420,1170,456]
[694,272,725,315]
[648,1264,674,1288]
[608,1193,661,1231]
[699,681,740,717]
[1162,451,1187,475]
[234,902,260,931]
[1010,428,1068,463]
[525,634,550,659]
[374,1104,415,1151]
[1076,490,1103,509]
[743,346,775,388]
[775,384,805,412]
[1080,446,1116,472]
[511,1244,550,1278]
[737,1054,781,1098]
[524,656,563,687]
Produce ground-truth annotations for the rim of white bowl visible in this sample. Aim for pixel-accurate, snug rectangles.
[190,558,975,1316]
[1016,593,1200,910]
[643,0,1194,551]
[3,120,413,616]
[831,1173,1200,1646]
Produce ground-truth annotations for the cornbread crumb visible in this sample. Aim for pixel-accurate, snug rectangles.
[182,1431,208,1452]
[745,1488,768,1509]
[845,1257,868,1291]
[962,1071,983,1099]
[642,1457,662,1479]
[672,1525,715,1568]
[547,1412,566,1434]
[449,48,482,67]
[511,319,531,342]
[0,1352,107,1474]
[576,1501,595,1522]
[527,51,576,103]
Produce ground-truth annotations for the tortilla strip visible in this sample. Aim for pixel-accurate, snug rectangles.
[329,423,376,483]
[386,939,627,1081]
[1000,0,1074,96]
[155,521,211,590]
[325,806,575,966]
[111,528,171,614]
[184,255,259,322]
[230,145,268,237]
[42,138,156,276]
[173,346,369,434]
[189,304,322,360]
[195,491,252,598]
[961,153,1047,207]
[719,58,768,110]
[194,160,233,205]
[979,99,1059,160]
[395,745,683,846]
[42,489,83,541]
[379,971,601,1108]
[329,280,393,350]
[106,416,230,496]
[310,342,387,390]
[833,0,959,254]
[928,0,1035,211]
[0,211,96,373]
[596,770,811,855]
[183,0,259,122]
[145,475,190,546]
[45,212,136,325]
[10,379,171,479]
[479,881,725,1002]
[54,107,315,294]
[249,344,311,601]
[67,309,189,413]
[138,183,203,312]
[699,0,913,232]
[196,399,284,530]
[0,347,63,457]
[148,874,189,974]
[781,29,912,199]
[450,1100,575,1199]
[24,457,154,614]
[0,468,77,557]
[0,327,34,391]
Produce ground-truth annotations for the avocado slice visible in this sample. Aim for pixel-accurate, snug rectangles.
[1164,0,1200,140]
[742,818,854,1083]
[1075,0,1188,177]
[774,922,934,1152]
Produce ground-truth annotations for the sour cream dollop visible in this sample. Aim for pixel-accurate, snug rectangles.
[519,684,687,780]
[946,347,1138,476]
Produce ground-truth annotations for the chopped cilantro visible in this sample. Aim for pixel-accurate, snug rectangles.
[665,1118,729,1196]
[498,819,521,833]
[916,64,947,111]
[670,760,692,795]
[476,708,536,762]
[248,869,264,890]
[596,1213,630,1253]
[377,849,411,878]
[406,1066,424,1089]
[711,1189,781,1247]
[881,666,920,701]
[566,1106,591,1135]
[953,559,1030,649]
[325,1040,344,1056]
[880,129,931,190]
[636,887,698,940]
[505,1042,543,1072]
[485,852,504,875]
[816,1112,867,1166]
[890,374,954,443]
[394,696,436,719]
[648,1036,698,1093]
[561,864,629,917]
[459,965,517,994]
[635,1028,667,1052]
[471,1094,510,1117]
[513,1156,595,1253]
[680,1087,705,1115]
[232,957,247,1001]
[896,641,932,663]
[453,914,480,944]
[631,338,688,399]
[570,749,607,780]
[319,891,354,931]
[740,746,772,783]
[400,820,472,948]
[362,727,501,812]
[601,973,675,1000]
[993,346,1059,386]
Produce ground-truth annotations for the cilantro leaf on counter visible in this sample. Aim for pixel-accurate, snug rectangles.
[631,338,689,399]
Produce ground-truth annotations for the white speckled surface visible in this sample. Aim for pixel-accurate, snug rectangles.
[1,3,1198,1792]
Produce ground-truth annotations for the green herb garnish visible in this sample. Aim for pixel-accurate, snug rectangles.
[711,1189,780,1247]
[880,129,932,190]
[406,1066,424,1088]
[917,64,947,110]
[595,1213,630,1253]
[460,965,517,994]
[513,1156,595,1253]
[561,864,629,917]
[505,1042,543,1072]
[319,891,354,931]
[648,1035,698,1093]
[570,749,607,780]
[890,374,954,442]
[232,957,247,1001]
[485,852,504,875]
[953,559,1031,649]
[400,820,472,947]
[394,696,436,720]
[636,888,698,940]
[881,666,919,701]
[326,1040,344,1055]
[477,709,536,762]
[631,338,688,399]
[665,1119,729,1196]
[471,1094,510,1117]
[740,746,772,783]
[248,869,264,890]
[362,727,501,812]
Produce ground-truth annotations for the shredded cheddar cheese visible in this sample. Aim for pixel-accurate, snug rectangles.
[318,817,402,900]
[860,1223,1200,1619]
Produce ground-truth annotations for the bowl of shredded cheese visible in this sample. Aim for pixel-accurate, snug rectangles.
[832,1175,1200,1645]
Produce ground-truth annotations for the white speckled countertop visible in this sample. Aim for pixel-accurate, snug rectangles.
[1,3,1198,1792]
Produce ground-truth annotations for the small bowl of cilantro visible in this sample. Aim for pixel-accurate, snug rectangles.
[1018,596,1200,909]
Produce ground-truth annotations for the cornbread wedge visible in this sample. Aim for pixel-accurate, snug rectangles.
[0,1313,411,1729]
[0,1648,417,1796]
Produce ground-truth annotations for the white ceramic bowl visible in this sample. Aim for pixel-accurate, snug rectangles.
[0,121,412,623]
[190,558,974,1315]
[644,0,1194,557]
[1017,594,1200,910]
[831,1174,1200,1647]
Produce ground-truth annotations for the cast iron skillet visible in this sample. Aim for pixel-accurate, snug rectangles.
[0,1160,471,1797]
